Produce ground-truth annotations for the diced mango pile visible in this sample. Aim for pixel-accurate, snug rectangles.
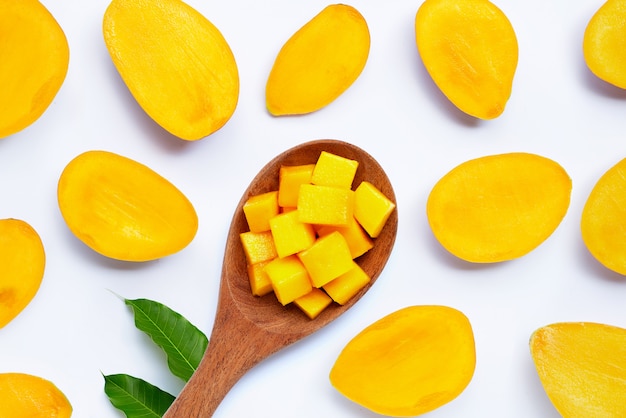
[240,151,395,319]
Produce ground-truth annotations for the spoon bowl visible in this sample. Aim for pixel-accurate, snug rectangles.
[164,139,398,417]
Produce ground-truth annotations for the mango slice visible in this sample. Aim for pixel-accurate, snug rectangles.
[584,0,626,89]
[0,219,45,328]
[103,0,239,140]
[57,150,198,262]
[415,0,518,119]
[427,153,571,263]
[0,373,72,417]
[330,305,475,416]
[530,322,626,417]
[266,4,370,116]
[0,0,69,138]
[581,157,626,275]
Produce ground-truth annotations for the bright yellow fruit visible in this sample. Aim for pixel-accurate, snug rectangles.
[583,0,626,89]
[103,0,239,140]
[0,373,72,418]
[581,157,626,275]
[415,0,518,119]
[531,322,626,417]
[0,219,45,328]
[427,153,571,263]
[0,0,69,138]
[330,305,475,416]
[57,150,198,262]
[266,4,370,115]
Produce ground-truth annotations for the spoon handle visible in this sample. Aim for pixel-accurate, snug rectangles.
[163,300,281,417]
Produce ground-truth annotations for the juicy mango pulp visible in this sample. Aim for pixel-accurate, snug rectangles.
[0,373,72,418]
[415,0,518,119]
[584,0,626,89]
[103,0,239,140]
[266,4,370,115]
[330,305,476,416]
[427,153,572,263]
[531,322,626,417]
[581,157,626,275]
[0,219,45,329]
[0,0,69,138]
[57,151,198,262]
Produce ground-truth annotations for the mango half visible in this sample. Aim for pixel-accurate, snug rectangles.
[581,157,626,275]
[330,305,475,416]
[584,0,626,89]
[0,219,45,328]
[530,322,626,417]
[103,0,239,140]
[427,153,571,263]
[415,0,518,119]
[0,373,72,418]
[57,150,198,262]
[266,4,370,116]
[0,0,69,138]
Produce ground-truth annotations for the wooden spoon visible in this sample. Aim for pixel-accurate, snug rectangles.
[163,139,398,417]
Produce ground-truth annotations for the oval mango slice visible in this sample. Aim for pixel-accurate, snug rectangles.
[415,0,518,119]
[583,0,626,89]
[0,373,72,417]
[427,153,572,263]
[266,4,370,116]
[330,305,475,416]
[57,150,198,262]
[581,157,626,275]
[530,322,626,417]
[103,0,239,140]
[0,219,45,328]
[0,0,69,138]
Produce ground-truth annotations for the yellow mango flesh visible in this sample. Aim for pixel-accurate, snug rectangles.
[240,231,278,265]
[243,150,394,318]
[103,0,239,140]
[330,305,475,416]
[583,0,626,89]
[427,153,571,263]
[293,287,332,320]
[297,231,354,287]
[57,150,198,262]
[266,4,370,115]
[415,0,518,119]
[0,0,69,138]
[0,219,45,328]
[323,261,370,305]
[581,158,626,275]
[0,373,72,417]
[530,322,626,417]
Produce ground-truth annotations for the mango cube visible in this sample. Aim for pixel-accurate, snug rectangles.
[323,262,370,305]
[240,231,277,265]
[243,191,279,232]
[298,184,354,226]
[278,164,315,207]
[317,216,373,259]
[247,261,273,297]
[298,231,354,287]
[311,151,359,189]
[264,255,313,305]
[354,181,395,238]
[269,210,316,258]
[294,287,333,319]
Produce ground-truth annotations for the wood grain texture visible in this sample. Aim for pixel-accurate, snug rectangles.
[163,139,398,417]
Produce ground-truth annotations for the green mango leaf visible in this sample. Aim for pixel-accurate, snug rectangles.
[125,298,208,382]
[103,373,175,417]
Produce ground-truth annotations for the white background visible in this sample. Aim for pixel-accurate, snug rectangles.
[1,0,625,417]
